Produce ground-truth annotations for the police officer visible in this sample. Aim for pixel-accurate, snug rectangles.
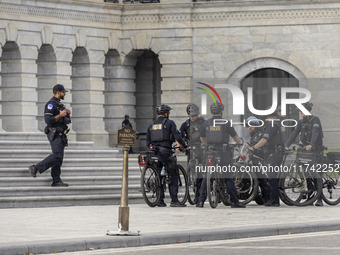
[285,102,324,206]
[179,104,205,207]
[28,84,71,187]
[146,104,187,207]
[122,114,132,129]
[246,116,271,204]
[200,102,245,208]
[249,109,284,206]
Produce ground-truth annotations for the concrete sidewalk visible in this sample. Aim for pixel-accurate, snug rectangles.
[1,202,340,254]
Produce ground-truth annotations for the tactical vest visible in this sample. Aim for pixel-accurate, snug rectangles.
[149,118,171,143]
[300,116,315,145]
[250,131,262,146]
[185,117,204,143]
[206,118,228,145]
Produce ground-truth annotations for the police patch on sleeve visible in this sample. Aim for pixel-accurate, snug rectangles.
[47,104,54,110]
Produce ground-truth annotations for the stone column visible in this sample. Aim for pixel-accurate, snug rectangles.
[104,54,136,147]
[71,49,108,146]
[159,50,193,126]
[54,47,74,140]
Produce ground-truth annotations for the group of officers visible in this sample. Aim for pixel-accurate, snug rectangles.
[146,101,324,208]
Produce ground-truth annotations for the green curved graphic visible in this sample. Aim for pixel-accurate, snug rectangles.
[196,87,217,105]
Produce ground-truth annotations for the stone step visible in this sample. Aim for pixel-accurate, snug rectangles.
[0,176,141,187]
[0,166,142,177]
[0,158,139,168]
[0,140,95,149]
[0,132,48,141]
[0,149,120,158]
[0,184,141,197]
[0,194,144,208]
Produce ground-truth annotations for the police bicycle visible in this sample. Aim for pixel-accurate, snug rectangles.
[205,145,236,208]
[139,146,189,207]
[319,151,340,205]
[186,143,203,205]
[233,143,261,205]
[278,145,322,206]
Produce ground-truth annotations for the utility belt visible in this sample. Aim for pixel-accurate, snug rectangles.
[263,144,284,154]
[44,126,69,146]
[207,143,230,153]
[151,145,172,152]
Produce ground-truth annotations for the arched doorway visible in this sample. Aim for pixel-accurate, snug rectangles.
[241,68,299,138]
[1,42,22,131]
[135,50,161,137]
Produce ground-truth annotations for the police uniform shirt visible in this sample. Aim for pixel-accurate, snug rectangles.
[262,121,281,145]
[200,116,237,145]
[44,97,68,130]
[285,115,323,148]
[179,117,205,144]
[249,130,263,146]
[146,117,186,149]
[122,120,132,129]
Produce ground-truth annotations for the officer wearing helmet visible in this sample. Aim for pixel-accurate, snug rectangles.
[200,102,245,208]
[285,102,324,206]
[249,108,284,206]
[179,104,205,207]
[146,104,187,207]
[246,116,271,204]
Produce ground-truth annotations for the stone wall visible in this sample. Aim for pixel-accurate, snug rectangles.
[0,0,339,148]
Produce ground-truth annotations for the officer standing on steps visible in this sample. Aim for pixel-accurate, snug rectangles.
[146,104,187,207]
[200,102,245,208]
[285,102,324,206]
[28,84,71,187]
[179,104,205,207]
[249,109,284,207]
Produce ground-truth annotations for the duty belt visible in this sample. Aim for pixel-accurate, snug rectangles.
[263,144,284,154]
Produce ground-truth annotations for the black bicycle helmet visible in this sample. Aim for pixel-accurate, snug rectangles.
[302,102,313,111]
[156,104,172,115]
[186,103,200,116]
[210,102,224,114]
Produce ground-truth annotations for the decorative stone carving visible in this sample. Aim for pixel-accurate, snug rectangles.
[76,29,87,48]
[42,26,53,45]
[5,22,17,42]
[130,33,152,50]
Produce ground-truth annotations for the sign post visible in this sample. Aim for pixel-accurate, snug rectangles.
[107,126,139,236]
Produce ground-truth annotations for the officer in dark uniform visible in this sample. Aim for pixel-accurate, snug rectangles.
[28,84,71,187]
[122,114,132,129]
[285,102,324,206]
[249,109,284,206]
[200,102,245,208]
[246,116,271,204]
[146,104,187,207]
[179,104,205,207]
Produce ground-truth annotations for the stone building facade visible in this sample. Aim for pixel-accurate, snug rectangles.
[0,0,339,148]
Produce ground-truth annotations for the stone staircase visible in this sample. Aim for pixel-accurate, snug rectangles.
[0,132,144,208]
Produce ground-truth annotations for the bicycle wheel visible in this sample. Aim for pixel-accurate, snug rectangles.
[141,166,161,207]
[234,171,258,205]
[278,172,294,206]
[279,168,322,206]
[187,161,198,205]
[207,171,219,208]
[176,165,189,205]
[322,170,340,205]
